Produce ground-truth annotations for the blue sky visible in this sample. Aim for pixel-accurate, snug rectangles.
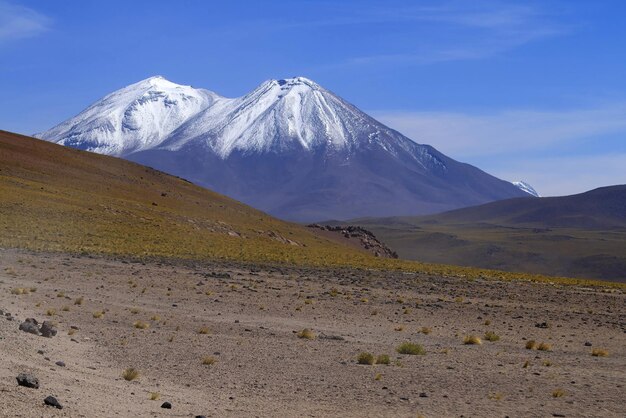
[1,0,625,196]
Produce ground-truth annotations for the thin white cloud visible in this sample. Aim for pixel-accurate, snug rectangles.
[310,1,569,68]
[0,1,50,43]
[372,105,626,157]
[371,105,626,196]
[490,153,626,197]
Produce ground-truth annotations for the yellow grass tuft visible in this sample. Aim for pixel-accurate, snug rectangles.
[463,335,482,345]
[484,331,500,342]
[591,348,609,357]
[133,320,149,329]
[202,356,216,366]
[297,328,315,340]
[537,342,552,351]
[357,352,375,365]
[122,368,140,381]
[396,342,426,355]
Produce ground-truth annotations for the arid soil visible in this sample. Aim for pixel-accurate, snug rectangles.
[0,249,624,417]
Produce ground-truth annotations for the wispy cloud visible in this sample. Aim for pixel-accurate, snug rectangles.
[307,1,569,67]
[489,153,626,197]
[0,1,50,44]
[373,104,626,157]
[372,104,626,196]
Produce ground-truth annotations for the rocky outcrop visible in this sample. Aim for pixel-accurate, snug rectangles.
[307,224,398,259]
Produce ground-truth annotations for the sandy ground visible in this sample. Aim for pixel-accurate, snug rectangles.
[0,249,624,417]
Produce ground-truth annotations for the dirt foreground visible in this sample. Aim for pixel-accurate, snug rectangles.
[0,249,624,417]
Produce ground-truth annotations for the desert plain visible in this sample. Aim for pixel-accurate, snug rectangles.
[0,249,624,417]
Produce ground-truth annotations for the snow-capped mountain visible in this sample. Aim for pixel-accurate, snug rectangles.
[513,181,540,197]
[36,76,529,221]
[35,76,217,155]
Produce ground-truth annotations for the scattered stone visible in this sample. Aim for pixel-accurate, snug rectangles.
[40,321,58,338]
[44,395,63,409]
[55,361,66,367]
[535,322,550,329]
[161,401,172,409]
[318,333,345,341]
[16,373,39,389]
[584,341,592,346]
[19,320,41,336]
[419,392,429,398]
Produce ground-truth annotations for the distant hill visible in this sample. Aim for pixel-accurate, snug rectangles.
[348,186,626,282]
[427,186,626,228]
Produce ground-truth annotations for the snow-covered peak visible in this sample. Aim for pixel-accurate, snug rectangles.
[35,76,218,155]
[162,75,394,158]
[513,181,540,197]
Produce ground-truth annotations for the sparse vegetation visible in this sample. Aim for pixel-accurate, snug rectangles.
[133,320,149,329]
[537,342,552,351]
[46,308,56,316]
[420,327,432,335]
[122,368,140,381]
[552,389,565,398]
[463,335,482,345]
[357,352,375,365]
[149,392,160,401]
[376,354,390,365]
[526,340,538,350]
[297,328,315,340]
[202,356,216,365]
[93,310,104,318]
[130,307,140,314]
[198,326,210,335]
[396,342,425,355]
[484,331,500,342]
[74,296,84,305]
[591,348,609,357]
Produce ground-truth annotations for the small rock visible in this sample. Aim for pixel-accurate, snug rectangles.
[419,392,429,398]
[55,361,65,367]
[161,401,172,409]
[196,416,207,418]
[584,341,592,347]
[44,395,63,409]
[16,373,39,389]
[40,321,58,338]
[19,320,40,336]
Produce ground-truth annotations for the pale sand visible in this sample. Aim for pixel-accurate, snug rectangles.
[0,249,624,417]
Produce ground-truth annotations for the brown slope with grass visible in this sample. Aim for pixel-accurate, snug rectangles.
[0,129,376,266]
[1,130,623,288]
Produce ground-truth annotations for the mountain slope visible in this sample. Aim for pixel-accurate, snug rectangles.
[512,181,540,197]
[35,76,217,155]
[0,129,379,265]
[349,186,626,281]
[36,76,528,221]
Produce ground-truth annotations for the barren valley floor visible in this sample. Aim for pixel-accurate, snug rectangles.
[0,249,624,417]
